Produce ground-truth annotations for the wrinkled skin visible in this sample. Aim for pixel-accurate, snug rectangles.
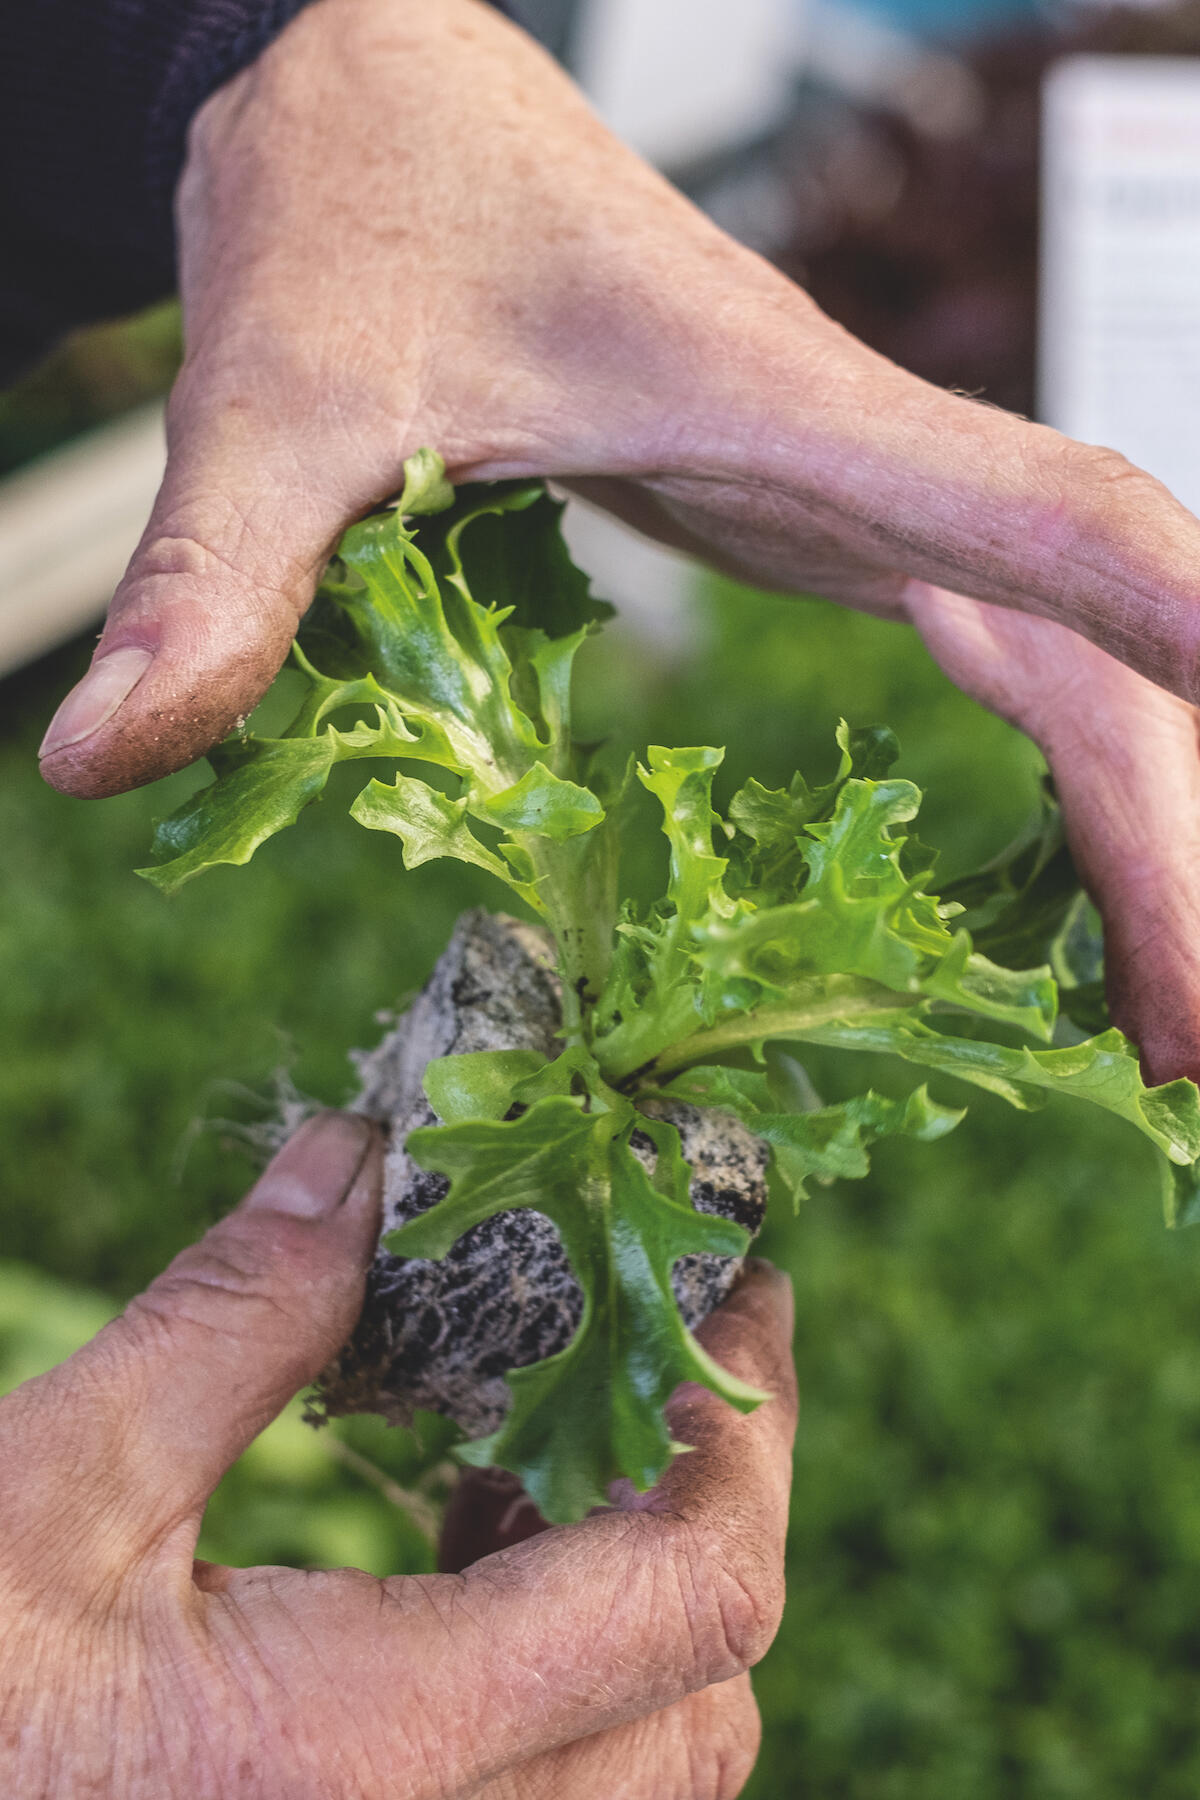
[34,0,1200,1082]
[0,1112,796,1800]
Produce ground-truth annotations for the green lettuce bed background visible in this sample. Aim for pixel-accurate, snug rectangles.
[7,542,1200,1794]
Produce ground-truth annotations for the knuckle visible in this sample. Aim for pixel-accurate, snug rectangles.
[710,1556,781,1675]
[1059,440,1168,530]
[112,489,305,665]
[130,498,286,609]
[128,528,246,590]
[1069,439,1142,489]
[667,1520,784,1684]
[1021,439,1164,565]
[123,1218,320,1350]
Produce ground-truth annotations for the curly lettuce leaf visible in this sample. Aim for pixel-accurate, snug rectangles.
[726,718,899,903]
[137,675,424,894]
[697,778,1055,1037]
[940,784,1105,1034]
[384,1094,761,1521]
[595,764,1057,1083]
[591,745,752,1077]
[420,1049,551,1126]
[138,454,619,1003]
[653,1063,963,1207]
[351,774,514,883]
[660,1009,1198,1218]
[785,1017,1200,1159]
[473,763,605,840]
[941,785,1079,970]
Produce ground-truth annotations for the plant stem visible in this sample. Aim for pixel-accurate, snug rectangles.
[621,980,918,1084]
[321,1433,445,1542]
[526,821,620,1053]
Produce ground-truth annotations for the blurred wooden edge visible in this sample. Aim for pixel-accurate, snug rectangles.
[0,403,166,679]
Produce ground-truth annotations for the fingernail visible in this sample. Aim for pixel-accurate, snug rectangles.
[39,646,154,758]
[243,1112,375,1219]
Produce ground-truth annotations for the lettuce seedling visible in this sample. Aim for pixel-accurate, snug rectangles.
[139,451,1200,1521]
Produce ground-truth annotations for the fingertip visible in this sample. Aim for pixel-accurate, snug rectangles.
[38,646,155,765]
[342,1118,386,1237]
[39,654,285,800]
[698,1258,795,1357]
[37,573,299,798]
[679,1259,798,1457]
[739,1255,795,1314]
[38,654,175,800]
[242,1110,383,1234]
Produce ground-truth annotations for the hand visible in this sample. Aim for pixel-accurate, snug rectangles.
[0,1112,796,1800]
[35,0,1200,1076]
[907,586,1200,1084]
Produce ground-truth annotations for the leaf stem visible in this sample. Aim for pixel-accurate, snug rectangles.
[621,980,919,1084]
[524,821,620,1053]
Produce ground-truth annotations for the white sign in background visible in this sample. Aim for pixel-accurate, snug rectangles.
[575,0,799,168]
[1040,56,1200,517]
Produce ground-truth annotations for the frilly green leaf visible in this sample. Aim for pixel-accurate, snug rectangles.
[386,1096,759,1521]
[421,1050,550,1126]
[351,775,513,884]
[788,1017,1200,1170]
[651,1064,963,1207]
[396,447,456,516]
[473,762,605,841]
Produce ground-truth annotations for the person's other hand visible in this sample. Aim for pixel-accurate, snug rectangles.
[0,1111,796,1800]
[907,586,1200,1086]
[36,0,1200,1079]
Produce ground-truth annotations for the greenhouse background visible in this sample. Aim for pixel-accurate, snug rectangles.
[4,2,1200,1793]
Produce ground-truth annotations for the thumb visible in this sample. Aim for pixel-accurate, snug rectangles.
[77,1112,383,1531]
[37,411,354,800]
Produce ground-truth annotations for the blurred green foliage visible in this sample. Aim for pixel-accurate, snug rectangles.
[0,303,181,479]
[4,544,1200,1796]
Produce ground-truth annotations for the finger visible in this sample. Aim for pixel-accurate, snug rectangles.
[1042,661,1200,1085]
[783,319,1200,695]
[474,1675,761,1800]
[435,1263,795,1563]
[565,474,913,621]
[630,287,1200,697]
[464,1259,795,1752]
[33,0,562,804]
[55,1112,383,1541]
[908,584,1200,1083]
[623,1256,798,1528]
[29,0,600,804]
[240,1261,794,1790]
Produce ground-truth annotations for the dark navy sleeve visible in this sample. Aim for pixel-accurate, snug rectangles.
[0,1,519,383]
